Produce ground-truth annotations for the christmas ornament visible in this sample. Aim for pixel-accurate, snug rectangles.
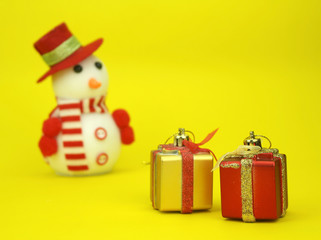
[217,131,288,222]
[35,23,134,176]
[151,128,218,213]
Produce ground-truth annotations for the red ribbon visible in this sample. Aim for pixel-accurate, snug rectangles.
[182,128,218,161]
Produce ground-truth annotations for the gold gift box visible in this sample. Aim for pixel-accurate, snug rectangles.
[151,148,213,212]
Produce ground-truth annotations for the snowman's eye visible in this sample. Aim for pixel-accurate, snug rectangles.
[95,62,102,70]
[73,65,83,73]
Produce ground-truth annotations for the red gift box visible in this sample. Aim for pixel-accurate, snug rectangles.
[220,148,288,222]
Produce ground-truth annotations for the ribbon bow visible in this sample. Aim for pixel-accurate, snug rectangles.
[212,145,261,171]
[182,128,218,161]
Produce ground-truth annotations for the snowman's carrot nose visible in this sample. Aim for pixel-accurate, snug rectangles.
[88,78,102,89]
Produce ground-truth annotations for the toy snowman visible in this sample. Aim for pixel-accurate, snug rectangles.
[34,23,134,176]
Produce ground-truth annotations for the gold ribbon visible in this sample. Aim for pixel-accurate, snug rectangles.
[42,36,81,66]
[279,154,287,217]
[212,145,261,171]
[241,158,256,222]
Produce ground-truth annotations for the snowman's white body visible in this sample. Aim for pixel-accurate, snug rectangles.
[48,113,121,176]
[46,55,121,176]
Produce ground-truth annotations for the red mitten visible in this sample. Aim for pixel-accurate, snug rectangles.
[120,126,134,145]
[112,109,130,128]
[42,117,62,137]
[39,136,58,157]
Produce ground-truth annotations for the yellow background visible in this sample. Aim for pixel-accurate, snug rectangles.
[0,0,320,239]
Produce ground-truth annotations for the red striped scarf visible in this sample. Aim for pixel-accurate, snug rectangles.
[53,96,107,172]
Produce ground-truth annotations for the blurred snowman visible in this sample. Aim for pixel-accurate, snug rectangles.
[34,23,134,176]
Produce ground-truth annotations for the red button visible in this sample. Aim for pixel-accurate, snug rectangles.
[95,127,107,140]
[96,153,109,165]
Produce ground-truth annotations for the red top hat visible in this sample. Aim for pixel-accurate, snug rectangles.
[34,23,103,83]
